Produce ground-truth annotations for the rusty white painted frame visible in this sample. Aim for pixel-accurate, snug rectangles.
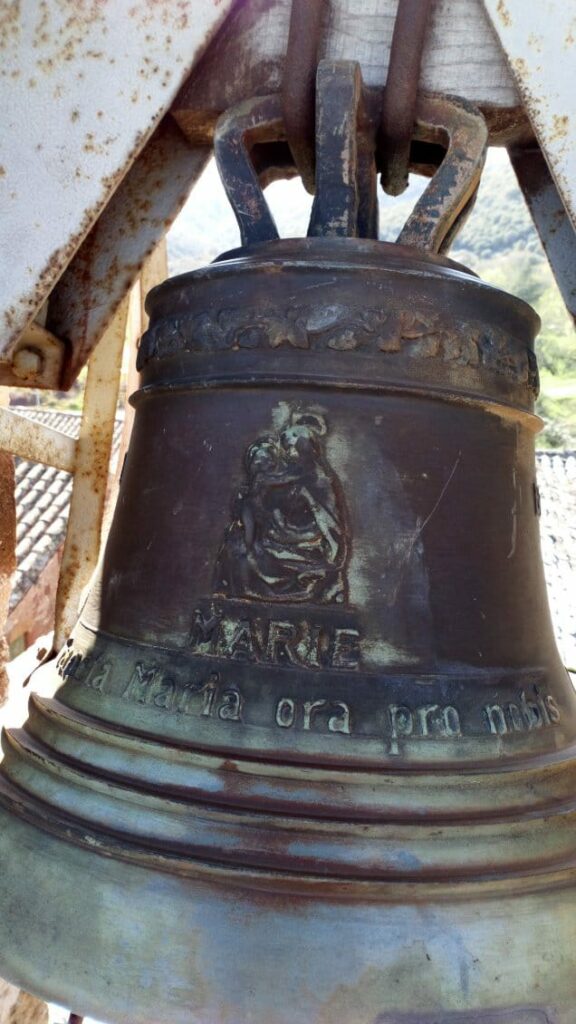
[0,296,129,653]
[51,292,130,649]
[0,245,167,660]
[0,0,234,360]
[482,0,576,230]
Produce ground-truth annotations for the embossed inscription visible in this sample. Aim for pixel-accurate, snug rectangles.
[275,697,351,734]
[137,302,537,394]
[214,407,350,605]
[58,648,563,755]
[484,691,560,735]
[189,601,362,671]
[121,664,243,721]
[388,702,462,756]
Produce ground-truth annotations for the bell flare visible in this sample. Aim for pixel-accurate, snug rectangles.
[0,238,574,1024]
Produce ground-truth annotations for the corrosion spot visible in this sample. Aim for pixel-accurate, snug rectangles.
[552,114,569,139]
[496,0,512,26]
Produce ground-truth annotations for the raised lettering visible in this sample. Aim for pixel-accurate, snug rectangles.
[417,704,439,736]
[332,628,361,670]
[507,702,524,732]
[266,621,300,665]
[226,620,257,661]
[276,698,296,728]
[302,700,327,730]
[86,659,112,693]
[442,705,461,736]
[520,690,543,729]
[389,704,413,755]
[328,701,351,735]
[201,677,218,717]
[484,703,507,735]
[218,689,243,721]
[152,679,176,709]
[123,663,159,704]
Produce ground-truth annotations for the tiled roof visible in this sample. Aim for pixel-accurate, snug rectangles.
[9,407,122,612]
[7,409,575,669]
[537,450,576,670]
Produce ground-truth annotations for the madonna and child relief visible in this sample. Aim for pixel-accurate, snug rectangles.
[214,406,350,605]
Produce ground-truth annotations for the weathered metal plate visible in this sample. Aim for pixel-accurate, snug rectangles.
[482,0,576,229]
[46,119,208,386]
[0,0,234,355]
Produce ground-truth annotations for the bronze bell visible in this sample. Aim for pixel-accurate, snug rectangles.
[0,70,575,1024]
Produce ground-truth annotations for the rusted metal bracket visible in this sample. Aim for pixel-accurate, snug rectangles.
[214,95,284,247]
[215,74,487,255]
[380,0,434,197]
[0,323,66,390]
[398,93,488,253]
[46,118,207,390]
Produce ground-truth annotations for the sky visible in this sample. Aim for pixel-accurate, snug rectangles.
[166,148,511,277]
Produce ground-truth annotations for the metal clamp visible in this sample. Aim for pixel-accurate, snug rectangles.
[214,94,284,248]
[398,93,487,253]
[214,66,487,254]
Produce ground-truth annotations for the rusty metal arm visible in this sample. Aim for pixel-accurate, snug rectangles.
[509,144,576,327]
[53,295,129,650]
[0,410,76,473]
[398,94,488,253]
[53,242,168,649]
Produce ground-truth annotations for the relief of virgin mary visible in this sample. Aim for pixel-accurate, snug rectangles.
[214,409,350,605]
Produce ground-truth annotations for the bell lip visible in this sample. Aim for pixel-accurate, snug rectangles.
[146,236,541,338]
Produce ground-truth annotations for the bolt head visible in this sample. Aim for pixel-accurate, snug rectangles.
[12,347,44,381]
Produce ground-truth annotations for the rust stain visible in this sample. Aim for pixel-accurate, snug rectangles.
[0,0,21,53]
[496,0,512,27]
[551,114,569,140]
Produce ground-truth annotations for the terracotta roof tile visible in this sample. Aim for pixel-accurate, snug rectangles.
[538,450,576,670]
[9,407,122,613]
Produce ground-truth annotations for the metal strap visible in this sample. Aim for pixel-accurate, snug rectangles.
[282,0,324,194]
[380,0,435,196]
